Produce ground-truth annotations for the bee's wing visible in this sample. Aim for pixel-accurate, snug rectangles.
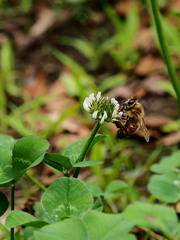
[137,114,150,142]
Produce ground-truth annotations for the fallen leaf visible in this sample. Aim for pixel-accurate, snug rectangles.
[23,67,48,99]
[134,28,157,53]
[157,131,180,146]
[107,84,134,99]
[144,115,171,128]
[141,75,165,95]
[115,0,137,16]
[135,56,164,76]
[15,6,72,51]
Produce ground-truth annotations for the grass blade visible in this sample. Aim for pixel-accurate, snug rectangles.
[148,0,180,110]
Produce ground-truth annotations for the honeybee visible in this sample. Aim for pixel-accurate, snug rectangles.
[113,97,149,142]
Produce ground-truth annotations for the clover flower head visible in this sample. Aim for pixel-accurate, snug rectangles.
[83,92,122,124]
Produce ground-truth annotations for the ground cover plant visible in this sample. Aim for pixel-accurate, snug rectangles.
[0,0,180,240]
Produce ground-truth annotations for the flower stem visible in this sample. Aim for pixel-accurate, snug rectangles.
[25,172,46,191]
[73,121,101,178]
[10,182,15,240]
[148,0,180,110]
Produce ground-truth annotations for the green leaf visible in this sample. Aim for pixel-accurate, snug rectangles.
[100,74,126,92]
[149,151,180,203]
[1,39,19,95]
[0,191,9,216]
[150,151,180,174]
[33,203,50,223]
[0,146,13,185]
[124,202,178,237]
[148,172,180,203]
[42,156,63,172]
[83,211,135,240]
[160,80,177,98]
[162,119,180,133]
[53,49,96,98]
[5,210,48,228]
[92,196,104,212]
[34,211,136,240]
[62,134,106,165]
[161,16,180,58]
[12,136,49,180]
[43,153,72,172]
[85,181,128,200]
[84,181,103,197]
[0,222,10,240]
[173,223,180,239]
[34,218,87,240]
[23,226,40,240]
[41,177,93,222]
[105,180,128,193]
[14,229,24,240]
[0,134,14,148]
[73,160,103,167]
[60,37,99,70]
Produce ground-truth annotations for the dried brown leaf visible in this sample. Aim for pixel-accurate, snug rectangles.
[157,131,180,146]
[144,115,171,128]
[135,56,164,76]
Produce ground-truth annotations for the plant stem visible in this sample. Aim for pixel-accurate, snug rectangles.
[0,78,7,132]
[10,182,15,240]
[148,0,180,110]
[73,121,101,178]
[25,172,46,191]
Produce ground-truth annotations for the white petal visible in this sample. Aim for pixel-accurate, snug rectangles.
[111,98,118,105]
[92,110,98,119]
[115,104,120,111]
[118,111,123,117]
[112,109,118,117]
[83,101,90,112]
[104,111,107,119]
[89,93,95,103]
[112,109,123,119]
[106,96,109,100]
[100,111,107,124]
[174,180,180,185]
[100,118,104,124]
[100,117,105,124]
[96,92,101,101]
[84,97,90,105]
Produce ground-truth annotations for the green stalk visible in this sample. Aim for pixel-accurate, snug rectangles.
[25,172,46,191]
[10,182,15,240]
[148,0,180,110]
[0,78,7,132]
[73,121,101,178]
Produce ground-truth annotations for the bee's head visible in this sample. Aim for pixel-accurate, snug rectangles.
[127,97,137,106]
[120,97,138,111]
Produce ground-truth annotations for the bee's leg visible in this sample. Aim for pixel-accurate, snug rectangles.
[116,128,126,138]
[116,122,127,138]
[114,121,124,128]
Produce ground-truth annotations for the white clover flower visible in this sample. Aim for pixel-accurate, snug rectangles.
[83,92,122,124]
